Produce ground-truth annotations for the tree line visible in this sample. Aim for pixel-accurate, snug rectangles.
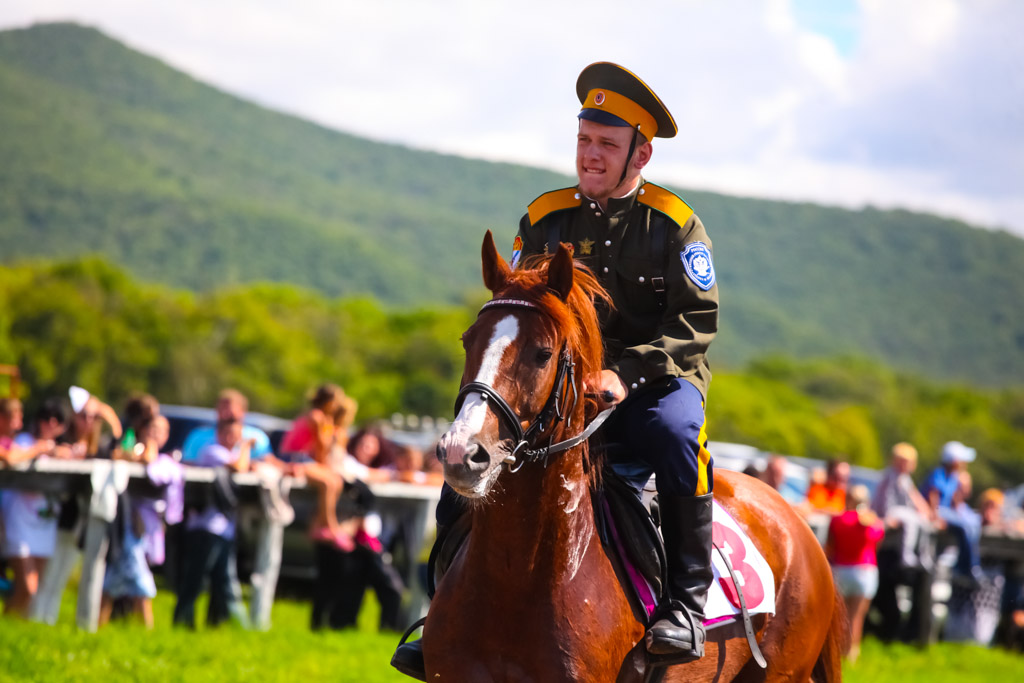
[1,257,1021,492]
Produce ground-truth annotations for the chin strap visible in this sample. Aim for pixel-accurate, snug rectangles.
[617,125,641,187]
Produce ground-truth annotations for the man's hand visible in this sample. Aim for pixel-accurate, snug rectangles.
[584,369,628,410]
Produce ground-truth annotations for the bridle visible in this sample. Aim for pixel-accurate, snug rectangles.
[453,297,614,471]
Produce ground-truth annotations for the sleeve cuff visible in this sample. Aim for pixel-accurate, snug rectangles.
[608,358,650,394]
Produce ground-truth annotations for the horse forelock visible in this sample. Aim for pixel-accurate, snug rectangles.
[503,256,608,387]
[499,256,611,481]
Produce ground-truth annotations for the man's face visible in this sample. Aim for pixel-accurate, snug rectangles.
[767,459,786,486]
[829,462,851,488]
[576,119,642,201]
[894,455,915,474]
[216,397,244,422]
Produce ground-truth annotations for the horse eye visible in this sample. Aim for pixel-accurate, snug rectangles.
[536,349,554,365]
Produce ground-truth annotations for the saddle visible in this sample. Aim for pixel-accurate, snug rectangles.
[594,471,668,618]
[426,469,667,612]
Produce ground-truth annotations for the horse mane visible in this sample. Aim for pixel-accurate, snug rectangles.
[501,254,612,481]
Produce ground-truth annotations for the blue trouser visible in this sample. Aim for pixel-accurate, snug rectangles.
[172,529,246,628]
[603,378,713,498]
[436,377,712,525]
[938,505,982,578]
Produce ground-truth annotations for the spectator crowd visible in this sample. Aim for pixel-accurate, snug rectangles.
[0,383,442,634]
[3,381,1023,663]
[751,442,1024,660]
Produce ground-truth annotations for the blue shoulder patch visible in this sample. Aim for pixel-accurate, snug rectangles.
[681,242,716,291]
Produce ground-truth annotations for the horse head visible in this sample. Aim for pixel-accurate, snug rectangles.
[437,231,607,499]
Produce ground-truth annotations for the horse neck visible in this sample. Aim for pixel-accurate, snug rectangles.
[470,443,596,578]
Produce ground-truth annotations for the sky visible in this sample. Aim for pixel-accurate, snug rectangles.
[2,0,1023,236]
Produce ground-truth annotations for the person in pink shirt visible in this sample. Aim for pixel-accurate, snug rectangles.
[825,484,885,662]
[280,383,353,550]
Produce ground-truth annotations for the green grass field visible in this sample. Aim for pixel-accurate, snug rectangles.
[1,587,1021,682]
[0,587,409,683]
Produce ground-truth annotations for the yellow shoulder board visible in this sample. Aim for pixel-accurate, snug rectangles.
[638,183,694,227]
[527,188,582,226]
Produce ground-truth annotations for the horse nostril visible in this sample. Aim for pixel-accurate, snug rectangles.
[464,443,490,470]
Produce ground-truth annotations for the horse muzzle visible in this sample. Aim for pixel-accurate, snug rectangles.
[438,437,503,498]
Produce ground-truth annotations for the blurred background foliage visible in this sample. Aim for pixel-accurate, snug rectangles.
[2,257,1022,491]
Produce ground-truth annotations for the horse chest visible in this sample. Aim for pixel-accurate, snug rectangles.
[426,535,640,682]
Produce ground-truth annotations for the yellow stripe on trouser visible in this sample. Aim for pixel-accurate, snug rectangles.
[695,410,711,496]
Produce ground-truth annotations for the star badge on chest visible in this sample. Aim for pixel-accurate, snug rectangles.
[578,237,595,255]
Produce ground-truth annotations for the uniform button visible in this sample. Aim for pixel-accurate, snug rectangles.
[595,211,602,217]
[631,382,638,390]
[574,193,581,199]
[602,267,609,273]
[639,377,646,384]
[638,276,645,283]
[604,240,611,246]
[639,188,646,195]
[589,202,597,209]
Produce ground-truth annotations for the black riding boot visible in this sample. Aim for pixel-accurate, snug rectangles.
[645,492,714,663]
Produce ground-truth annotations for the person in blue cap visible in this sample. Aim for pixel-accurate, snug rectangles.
[392,62,718,679]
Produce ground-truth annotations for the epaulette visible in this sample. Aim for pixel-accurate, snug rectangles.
[637,183,694,228]
[527,187,582,226]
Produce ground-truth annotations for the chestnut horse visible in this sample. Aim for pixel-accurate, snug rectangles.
[424,231,845,682]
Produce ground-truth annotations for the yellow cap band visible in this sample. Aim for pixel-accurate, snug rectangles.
[581,88,659,138]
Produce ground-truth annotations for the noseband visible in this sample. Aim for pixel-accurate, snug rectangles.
[454,297,613,471]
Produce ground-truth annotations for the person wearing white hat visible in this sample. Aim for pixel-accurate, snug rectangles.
[920,441,982,587]
[922,441,976,512]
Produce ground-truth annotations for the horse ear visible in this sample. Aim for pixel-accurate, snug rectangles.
[547,243,574,300]
[481,230,512,292]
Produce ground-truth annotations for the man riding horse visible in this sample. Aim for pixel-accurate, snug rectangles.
[392,61,719,679]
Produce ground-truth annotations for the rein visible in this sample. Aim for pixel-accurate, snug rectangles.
[454,297,614,470]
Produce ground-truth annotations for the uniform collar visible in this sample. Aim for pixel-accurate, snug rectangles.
[581,177,643,217]
[605,178,643,216]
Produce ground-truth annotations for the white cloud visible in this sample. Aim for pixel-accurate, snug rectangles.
[1,0,1021,235]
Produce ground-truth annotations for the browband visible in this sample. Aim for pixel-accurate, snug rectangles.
[479,298,540,313]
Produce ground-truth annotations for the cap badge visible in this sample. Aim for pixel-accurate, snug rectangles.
[594,91,606,106]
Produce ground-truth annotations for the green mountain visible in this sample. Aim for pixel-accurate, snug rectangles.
[1,22,1022,387]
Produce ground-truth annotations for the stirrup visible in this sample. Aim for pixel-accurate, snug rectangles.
[396,616,427,647]
[645,603,705,663]
[390,617,427,681]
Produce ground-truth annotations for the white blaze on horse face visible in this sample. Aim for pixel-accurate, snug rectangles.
[442,315,519,466]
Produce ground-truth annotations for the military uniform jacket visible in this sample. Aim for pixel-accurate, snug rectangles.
[515,180,718,400]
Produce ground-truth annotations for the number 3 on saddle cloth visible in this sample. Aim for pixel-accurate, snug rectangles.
[597,472,776,631]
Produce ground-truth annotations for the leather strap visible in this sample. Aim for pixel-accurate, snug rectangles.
[648,208,667,309]
[713,540,768,669]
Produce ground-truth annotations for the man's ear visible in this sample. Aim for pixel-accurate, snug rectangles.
[633,140,653,172]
